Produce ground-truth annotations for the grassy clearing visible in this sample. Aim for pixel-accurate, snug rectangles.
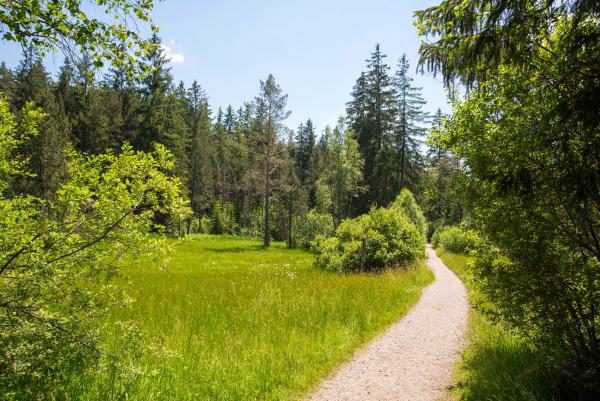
[83,235,432,400]
[437,250,563,401]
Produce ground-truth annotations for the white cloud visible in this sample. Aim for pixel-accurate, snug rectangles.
[160,44,185,64]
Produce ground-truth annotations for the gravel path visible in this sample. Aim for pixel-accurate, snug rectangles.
[307,246,469,401]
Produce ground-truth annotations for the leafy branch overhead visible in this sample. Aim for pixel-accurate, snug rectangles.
[0,0,159,77]
[415,0,600,87]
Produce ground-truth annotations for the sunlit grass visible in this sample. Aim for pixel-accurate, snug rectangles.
[80,235,432,400]
[437,250,563,401]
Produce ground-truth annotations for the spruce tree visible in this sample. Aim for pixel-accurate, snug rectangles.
[168,85,191,185]
[0,62,14,99]
[106,58,141,148]
[70,53,111,153]
[294,119,317,206]
[224,105,236,135]
[346,44,396,210]
[187,81,207,114]
[282,129,303,246]
[138,33,174,150]
[213,118,234,204]
[391,54,428,198]
[55,59,75,115]
[12,47,69,197]
[187,101,214,232]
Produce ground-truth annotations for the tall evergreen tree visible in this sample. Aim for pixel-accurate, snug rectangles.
[223,105,236,135]
[213,118,234,204]
[281,129,303,246]
[55,59,75,113]
[346,44,396,210]
[105,57,141,148]
[253,74,290,246]
[169,85,191,184]
[390,54,428,198]
[0,62,14,99]
[70,53,111,153]
[187,80,207,113]
[295,118,317,206]
[12,47,69,197]
[138,33,174,150]
[187,101,214,232]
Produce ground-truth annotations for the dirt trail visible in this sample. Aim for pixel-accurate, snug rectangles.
[307,246,468,401]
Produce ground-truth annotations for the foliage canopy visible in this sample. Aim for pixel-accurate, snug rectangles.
[0,0,159,77]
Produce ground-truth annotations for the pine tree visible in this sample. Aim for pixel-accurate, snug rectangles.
[365,44,396,150]
[426,108,447,166]
[294,118,317,206]
[346,44,396,210]
[70,53,111,153]
[391,54,428,198]
[253,74,290,246]
[168,85,191,184]
[213,118,234,204]
[106,58,141,148]
[231,102,255,231]
[12,47,69,197]
[55,59,75,114]
[223,105,236,135]
[0,62,15,98]
[138,33,174,150]
[187,80,207,114]
[187,101,214,232]
[281,129,303,246]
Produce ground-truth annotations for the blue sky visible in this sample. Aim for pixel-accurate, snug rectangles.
[0,0,449,132]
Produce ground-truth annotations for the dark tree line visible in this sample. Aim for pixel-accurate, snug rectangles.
[0,39,456,245]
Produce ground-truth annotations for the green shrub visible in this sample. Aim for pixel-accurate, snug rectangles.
[293,209,334,248]
[208,201,238,235]
[315,207,425,273]
[434,225,478,254]
[199,215,211,234]
[210,201,225,234]
[390,188,427,236]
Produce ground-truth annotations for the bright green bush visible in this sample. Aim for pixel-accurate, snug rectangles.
[390,188,427,236]
[315,207,425,273]
[207,201,238,235]
[199,215,211,233]
[293,209,334,248]
[433,225,478,254]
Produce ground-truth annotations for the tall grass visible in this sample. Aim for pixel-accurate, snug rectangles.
[437,250,564,401]
[72,235,433,400]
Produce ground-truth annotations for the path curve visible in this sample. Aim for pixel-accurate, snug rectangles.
[308,246,468,401]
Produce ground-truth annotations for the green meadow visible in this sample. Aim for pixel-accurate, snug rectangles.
[87,235,432,400]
